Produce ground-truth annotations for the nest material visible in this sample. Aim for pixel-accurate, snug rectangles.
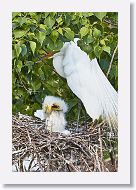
[12,114,118,172]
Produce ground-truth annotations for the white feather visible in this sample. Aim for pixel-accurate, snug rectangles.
[34,96,70,134]
[45,111,67,132]
[53,40,118,129]
[34,109,46,120]
[43,95,68,113]
[53,43,70,78]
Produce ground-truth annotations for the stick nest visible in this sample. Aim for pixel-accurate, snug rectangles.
[12,113,118,172]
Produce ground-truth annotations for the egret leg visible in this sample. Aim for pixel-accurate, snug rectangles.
[84,111,88,129]
[76,99,82,131]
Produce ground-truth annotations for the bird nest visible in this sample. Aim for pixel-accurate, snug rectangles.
[12,113,118,172]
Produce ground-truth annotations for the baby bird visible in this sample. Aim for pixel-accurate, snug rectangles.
[34,96,70,135]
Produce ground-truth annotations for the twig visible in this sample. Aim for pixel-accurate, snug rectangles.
[12,113,118,172]
[106,45,118,77]
[56,153,79,172]
[95,147,101,171]
[36,58,66,82]
[103,19,118,27]
[98,126,105,171]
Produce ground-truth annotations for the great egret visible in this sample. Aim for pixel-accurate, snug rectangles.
[34,96,70,134]
[52,39,118,130]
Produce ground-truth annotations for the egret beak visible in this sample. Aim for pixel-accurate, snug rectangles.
[46,51,59,59]
[44,105,52,114]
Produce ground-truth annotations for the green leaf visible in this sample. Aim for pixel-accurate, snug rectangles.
[17,60,22,72]
[82,12,94,17]
[29,41,36,54]
[12,72,16,85]
[37,31,46,46]
[12,12,118,120]
[80,17,88,25]
[18,17,27,26]
[12,49,16,60]
[21,44,27,56]
[86,35,94,44]
[94,45,102,58]
[64,28,74,41]
[93,28,101,38]
[58,27,63,35]
[15,44,22,58]
[13,30,27,38]
[38,68,45,81]
[43,12,50,18]
[83,45,93,54]
[31,81,41,91]
[26,61,34,73]
[50,30,59,42]
[80,27,89,38]
[28,33,37,40]
[44,16,55,28]
[12,12,19,19]
[102,46,111,54]
[56,17,62,23]
[47,40,63,51]
[100,39,106,46]
[39,24,47,31]
[94,12,107,21]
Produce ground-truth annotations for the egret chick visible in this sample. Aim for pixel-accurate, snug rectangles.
[34,96,70,134]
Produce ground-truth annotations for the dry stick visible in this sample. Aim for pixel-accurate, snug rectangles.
[103,19,118,27]
[95,147,101,171]
[28,155,35,172]
[81,155,92,172]
[106,45,118,77]
[39,59,66,82]
[56,153,79,172]
[17,72,31,94]
[98,126,105,171]
[12,148,27,154]
[26,129,32,145]
[12,114,118,172]
[47,134,53,172]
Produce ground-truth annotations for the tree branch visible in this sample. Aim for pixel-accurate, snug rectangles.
[103,18,118,28]
[106,45,118,77]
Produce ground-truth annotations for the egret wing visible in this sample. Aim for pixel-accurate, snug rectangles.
[53,41,118,128]
[34,110,46,120]
[62,43,102,119]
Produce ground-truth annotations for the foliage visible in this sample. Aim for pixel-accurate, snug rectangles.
[12,12,118,121]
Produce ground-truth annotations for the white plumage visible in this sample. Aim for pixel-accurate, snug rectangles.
[34,96,70,134]
[53,39,118,129]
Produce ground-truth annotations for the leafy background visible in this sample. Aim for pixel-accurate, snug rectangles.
[12,12,118,121]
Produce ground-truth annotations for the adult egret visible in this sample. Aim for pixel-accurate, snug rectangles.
[34,96,70,134]
[52,39,118,130]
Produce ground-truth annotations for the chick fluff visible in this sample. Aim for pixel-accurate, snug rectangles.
[34,96,70,135]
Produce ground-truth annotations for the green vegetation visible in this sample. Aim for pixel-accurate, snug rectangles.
[12,12,118,121]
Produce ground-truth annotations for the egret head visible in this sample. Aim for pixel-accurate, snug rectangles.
[42,96,68,114]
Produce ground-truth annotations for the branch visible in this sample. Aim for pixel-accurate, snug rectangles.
[36,57,66,82]
[17,72,32,94]
[103,19,118,28]
[98,126,105,171]
[106,45,118,77]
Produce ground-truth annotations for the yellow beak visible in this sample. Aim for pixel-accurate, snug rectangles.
[45,105,52,114]
[43,104,61,114]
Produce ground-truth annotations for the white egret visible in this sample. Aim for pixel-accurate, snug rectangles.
[34,96,70,134]
[52,39,118,130]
